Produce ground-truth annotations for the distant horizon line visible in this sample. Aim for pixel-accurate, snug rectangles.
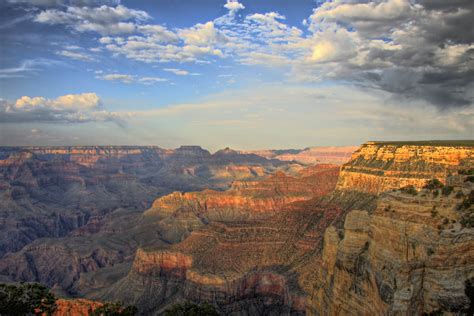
[0,140,473,151]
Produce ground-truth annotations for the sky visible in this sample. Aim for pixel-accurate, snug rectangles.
[0,0,473,150]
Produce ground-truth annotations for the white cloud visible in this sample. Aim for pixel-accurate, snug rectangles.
[163,68,200,76]
[57,50,95,62]
[14,93,100,110]
[138,25,179,43]
[0,93,126,124]
[35,4,150,35]
[224,0,245,14]
[98,73,168,84]
[178,21,227,46]
[30,1,474,108]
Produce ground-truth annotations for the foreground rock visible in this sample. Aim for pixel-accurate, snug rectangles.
[311,183,474,315]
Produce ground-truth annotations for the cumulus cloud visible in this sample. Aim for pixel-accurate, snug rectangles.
[15,93,100,109]
[98,73,167,84]
[35,4,149,35]
[178,21,227,46]
[224,0,245,14]
[301,0,474,108]
[0,93,127,124]
[24,1,474,108]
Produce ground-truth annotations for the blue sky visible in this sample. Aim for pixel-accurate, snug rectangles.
[0,0,473,149]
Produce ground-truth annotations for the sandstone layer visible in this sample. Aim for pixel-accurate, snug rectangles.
[310,179,474,315]
[337,141,474,194]
[0,146,301,297]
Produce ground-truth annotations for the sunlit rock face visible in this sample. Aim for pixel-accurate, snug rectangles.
[310,141,474,315]
[93,164,346,314]
[311,184,474,315]
[337,141,474,194]
[51,299,103,316]
[100,142,473,315]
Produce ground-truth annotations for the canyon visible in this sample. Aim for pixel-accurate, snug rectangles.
[0,141,473,315]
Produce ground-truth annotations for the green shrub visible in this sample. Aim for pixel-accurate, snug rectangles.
[465,176,474,183]
[0,283,56,315]
[458,169,474,175]
[433,190,439,198]
[441,186,454,196]
[455,191,465,199]
[424,179,444,190]
[164,302,219,316]
[400,185,417,195]
[458,190,474,211]
[458,191,474,228]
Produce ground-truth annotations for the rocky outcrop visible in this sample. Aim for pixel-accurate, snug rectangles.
[311,178,474,315]
[51,299,102,316]
[337,141,474,194]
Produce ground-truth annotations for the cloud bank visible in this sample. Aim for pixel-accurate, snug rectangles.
[0,93,127,124]
[32,0,472,108]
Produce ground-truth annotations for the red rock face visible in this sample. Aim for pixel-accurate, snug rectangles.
[147,164,340,217]
[5,142,472,315]
[100,164,345,314]
[50,299,102,316]
[337,141,474,194]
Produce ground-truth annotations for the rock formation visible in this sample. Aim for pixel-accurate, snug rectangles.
[337,141,474,194]
[51,299,102,316]
[1,141,473,315]
[0,146,298,257]
[310,179,474,315]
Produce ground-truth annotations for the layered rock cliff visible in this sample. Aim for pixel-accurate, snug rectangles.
[104,141,473,315]
[337,141,474,194]
[0,146,303,298]
[0,146,298,257]
[310,177,474,315]
[2,141,473,315]
[91,164,348,314]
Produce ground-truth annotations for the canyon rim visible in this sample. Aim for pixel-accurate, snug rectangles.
[1,0,473,315]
